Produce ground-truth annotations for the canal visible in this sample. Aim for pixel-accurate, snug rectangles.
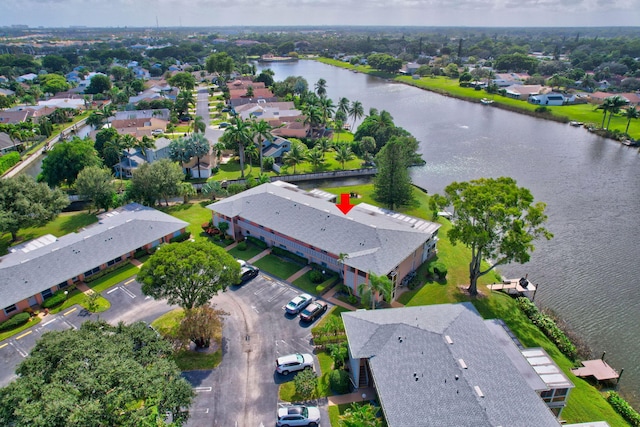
[259,60,640,404]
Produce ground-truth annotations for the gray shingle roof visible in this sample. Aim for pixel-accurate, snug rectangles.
[0,204,188,308]
[207,182,440,276]
[342,303,561,427]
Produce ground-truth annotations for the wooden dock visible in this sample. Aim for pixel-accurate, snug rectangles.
[572,357,620,383]
[487,278,537,299]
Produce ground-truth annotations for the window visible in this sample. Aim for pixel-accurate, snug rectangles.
[58,281,70,289]
[554,388,568,396]
[107,256,122,267]
[41,289,53,300]
[4,304,17,315]
[84,266,100,277]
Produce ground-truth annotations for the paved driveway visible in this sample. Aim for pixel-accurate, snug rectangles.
[184,272,331,427]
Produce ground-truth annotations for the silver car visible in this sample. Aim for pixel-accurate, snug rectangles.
[276,405,320,427]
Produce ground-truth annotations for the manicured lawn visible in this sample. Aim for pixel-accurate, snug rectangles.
[151,308,184,338]
[0,316,41,341]
[1,211,98,256]
[173,349,222,371]
[87,262,140,293]
[49,289,110,314]
[252,254,304,280]
[292,270,338,295]
[159,201,214,242]
[227,242,264,261]
[279,351,336,402]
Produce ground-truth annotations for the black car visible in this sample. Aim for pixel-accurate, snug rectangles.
[299,301,328,322]
[239,264,259,285]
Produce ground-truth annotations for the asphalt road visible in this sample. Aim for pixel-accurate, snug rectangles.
[0,271,332,427]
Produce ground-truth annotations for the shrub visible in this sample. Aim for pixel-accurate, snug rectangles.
[0,152,21,175]
[294,368,318,400]
[236,241,247,251]
[535,106,550,114]
[42,291,68,309]
[309,270,325,284]
[329,369,351,394]
[516,297,577,360]
[170,232,191,243]
[429,261,448,278]
[607,392,640,427]
[246,235,268,249]
[271,247,308,265]
[84,261,130,283]
[226,183,246,195]
[0,312,31,331]
[407,275,422,290]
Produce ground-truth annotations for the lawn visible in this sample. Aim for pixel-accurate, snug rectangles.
[252,254,304,280]
[1,211,98,256]
[0,316,42,341]
[227,242,265,261]
[158,201,214,242]
[279,351,337,402]
[293,270,339,295]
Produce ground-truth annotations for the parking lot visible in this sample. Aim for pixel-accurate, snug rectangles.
[184,270,332,427]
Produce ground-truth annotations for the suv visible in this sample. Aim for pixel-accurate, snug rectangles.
[275,353,314,375]
[236,259,259,285]
[276,405,320,427]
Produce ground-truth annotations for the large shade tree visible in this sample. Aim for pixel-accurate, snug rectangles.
[74,165,115,213]
[0,175,68,241]
[373,137,413,210]
[433,177,552,295]
[138,240,240,310]
[40,137,102,187]
[128,158,183,206]
[0,321,194,427]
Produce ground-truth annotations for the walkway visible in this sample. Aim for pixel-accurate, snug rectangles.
[327,387,377,406]
[322,286,358,311]
[247,248,271,264]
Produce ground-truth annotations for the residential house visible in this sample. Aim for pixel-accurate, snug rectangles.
[0,110,30,124]
[65,70,82,84]
[228,80,276,107]
[400,62,421,75]
[271,119,309,139]
[113,109,171,121]
[621,93,640,106]
[528,93,566,106]
[0,132,22,154]
[113,137,173,178]
[16,73,38,82]
[0,203,188,322]
[0,75,8,84]
[207,182,440,299]
[504,84,545,100]
[341,303,578,426]
[262,136,292,165]
[110,117,168,139]
[588,91,612,104]
[493,72,529,88]
[0,88,16,97]
[235,101,299,121]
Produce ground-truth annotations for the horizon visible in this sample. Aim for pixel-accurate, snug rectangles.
[2,0,640,28]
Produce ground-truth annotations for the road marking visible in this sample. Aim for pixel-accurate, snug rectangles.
[193,408,209,413]
[107,287,119,294]
[63,307,77,316]
[251,305,259,313]
[124,278,135,285]
[194,387,212,392]
[9,342,28,357]
[267,288,288,302]
[253,286,269,295]
[120,287,136,299]
[0,343,8,349]
[42,319,56,326]
[15,330,32,340]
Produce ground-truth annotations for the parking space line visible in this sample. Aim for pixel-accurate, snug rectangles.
[251,305,259,314]
[107,287,120,294]
[0,343,8,349]
[124,278,135,285]
[120,287,136,299]
[63,307,77,316]
[253,286,270,296]
[15,330,32,340]
[42,319,56,327]
[194,386,212,392]
[267,288,288,302]
[9,342,27,357]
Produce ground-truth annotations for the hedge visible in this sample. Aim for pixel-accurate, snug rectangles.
[0,152,21,175]
[271,247,308,265]
[84,260,130,283]
[169,232,191,243]
[246,235,268,249]
[329,369,352,395]
[607,392,640,426]
[516,297,577,360]
[42,291,68,309]
[0,312,31,331]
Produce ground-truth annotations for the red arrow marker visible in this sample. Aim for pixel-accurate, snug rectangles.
[336,193,355,215]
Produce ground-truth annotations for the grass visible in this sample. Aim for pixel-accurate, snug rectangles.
[252,254,304,280]
[1,211,98,256]
[293,270,325,295]
[279,351,336,402]
[0,316,42,341]
[49,289,110,314]
[227,242,265,261]
[86,262,140,293]
[151,308,184,337]
[158,201,214,243]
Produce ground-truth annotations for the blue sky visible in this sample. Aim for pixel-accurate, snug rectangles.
[1,0,639,28]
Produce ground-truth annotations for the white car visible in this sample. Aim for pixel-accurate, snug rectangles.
[275,353,314,375]
[277,405,320,427]
[285,293,313,314]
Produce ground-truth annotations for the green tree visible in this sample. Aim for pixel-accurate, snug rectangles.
[74,166,115,213]
[605,95,628,130]
[339,403,384,427]
[42,54,69,73]
[222,117,252,178]
[315,78,327,98]
[373,137,413,209]
[337,97,350,117]
[105,134,134,180]
[623,106,639,135]
[138,240,240,310]
[39,74,69,95]
[177,305,226,349]
[205,52,235,77]
[348,100,364,130]
[250,119,276,173]
[129,158,183,206]
[358,272,392,310]
[307,147,325,172]
[283,141,307,174]
[169,72,196,91]
[0,175,68,242]
[184,133,210,179]
[94,127,120,167]
[85,74,112,95]
[435,177,552,295]
[0,321,194,427]
[244,141,259,174]
[110,65,133,82]
[40,137,102,187]
[190,115,206,134]
[334,143,353,170]
[293,367,318,400]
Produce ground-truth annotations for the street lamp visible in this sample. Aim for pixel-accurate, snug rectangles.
[64,290,68,300]
[361,393,367,402]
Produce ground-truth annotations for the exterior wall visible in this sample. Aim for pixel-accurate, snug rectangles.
[539,387,571,418]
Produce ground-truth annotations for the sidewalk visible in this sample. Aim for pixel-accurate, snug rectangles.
[286,266,311,282]
[322,286,359,311]
[327,387,377,406]
[247,248,271,264]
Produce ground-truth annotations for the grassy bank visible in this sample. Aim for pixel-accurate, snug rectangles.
[314,57,640,140]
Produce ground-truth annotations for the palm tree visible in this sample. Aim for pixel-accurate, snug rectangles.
[357,272,392,310]
[307,147,325,172]
[337,252,349,280]
[190,115,206,134]
[598,97,613,129]
[185,133,210,179]
[606,95,627,130]
[348,100,364,130]
[623,106,639,135]
[315,78,327,98]
[315,137,331,159]
[120,134,139,175]
[223,117,252,178]
[303,106,323,138]
[283,142,306,174]
[105,134,133,182]
[250,119,275,173]
[334,143,353,170]
[337,97,350,117]
[179,182,196,204]
[319,97,336,130]
[244,141,259,174]
[169,137,192,165]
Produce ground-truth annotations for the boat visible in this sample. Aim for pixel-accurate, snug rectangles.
[480,98,494,105]
[569,121,583,127]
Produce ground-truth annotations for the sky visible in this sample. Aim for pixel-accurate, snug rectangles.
[1,0,640,28]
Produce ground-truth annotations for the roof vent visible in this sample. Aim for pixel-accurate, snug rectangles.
[458,359,468,369]
[474,386,485,398]
[445,335,453,344]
